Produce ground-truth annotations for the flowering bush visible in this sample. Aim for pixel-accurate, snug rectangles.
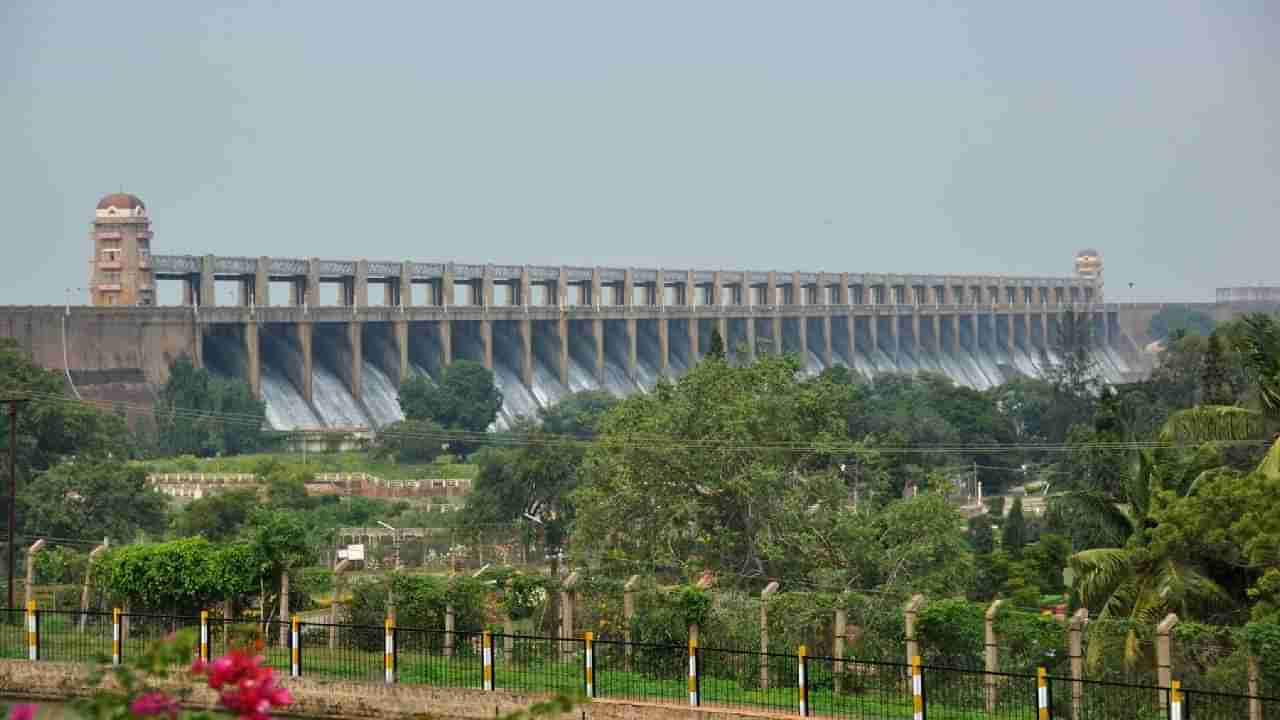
[2,628,295,720]
[191,650,292,720]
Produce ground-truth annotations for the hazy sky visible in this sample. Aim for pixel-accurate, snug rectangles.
[2,1,1276,305]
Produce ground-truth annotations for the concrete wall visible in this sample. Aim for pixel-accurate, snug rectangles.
[0,307,200,387]
[0,659,767,720]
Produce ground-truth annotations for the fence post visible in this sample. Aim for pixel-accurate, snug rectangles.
[502,612,514,665]
[1248,652,1261,720]
[279,569,290,647]
[984,598,1003,713]
[833,606,847,694]
[24,540,46,611]
[1156,613,1178,711]
[290,615,300,677]
[760,580,779,690]
[911,655,924,720]
[483,631,494,691]
[383,617,396,684]
[444,602,455,658]
[560,571,580,660]
[78,541,108,633]
[1169,679,1182,720]
[583,631,594,698]
[688,637,700,707]
[1069,608,1088,720]
[330,559,351,650]
[1037,666,1050,720]
[26,600,38,661]
[121,602,130,644]
[623,574,640,672]
[200,610,209,663]
[904,594,925,668]
[798,644,809,717]
[112,607,122,666]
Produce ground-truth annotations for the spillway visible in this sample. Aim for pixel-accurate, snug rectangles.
[240,320,1148,432]
[361,360,404,428]
[260,365,322,430]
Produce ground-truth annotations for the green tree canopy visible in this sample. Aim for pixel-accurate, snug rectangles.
[707,329,726,360]
[1148,306,1216,341]
[374,418,447,464]
[536,391,617,437]
[93,537,260,614]
[1002,497,1027,557]
[19,459,166,543]
[171,489,258,541]
[572,354,854,579]
[399,360,502,435]
[156,356,265,457]
[0,338,135,474]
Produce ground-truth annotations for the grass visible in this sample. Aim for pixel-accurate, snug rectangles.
[138,451,478,481]
[0,616,1175,720]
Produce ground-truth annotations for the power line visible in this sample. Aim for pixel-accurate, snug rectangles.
[8,386,1275,457]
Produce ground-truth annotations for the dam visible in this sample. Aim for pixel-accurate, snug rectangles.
[1,253,1152,431]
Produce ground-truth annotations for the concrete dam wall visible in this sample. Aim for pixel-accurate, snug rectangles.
[0,304,1149,432]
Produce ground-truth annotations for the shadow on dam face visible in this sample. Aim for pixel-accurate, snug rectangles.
[194,312,1145,431]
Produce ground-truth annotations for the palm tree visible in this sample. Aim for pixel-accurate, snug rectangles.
[1067,314,1280,672]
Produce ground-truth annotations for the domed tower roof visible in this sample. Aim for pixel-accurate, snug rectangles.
[96,193,146,211]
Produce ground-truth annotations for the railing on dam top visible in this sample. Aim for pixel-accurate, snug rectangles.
[4,606,1274,719]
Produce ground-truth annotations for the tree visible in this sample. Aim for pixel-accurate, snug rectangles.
[1148,306,1216,342]
[1002,498,1027,557]
[707,329,726,360]
[968,516,995,555]
[172,489,257,541]
[990,378,1056,443]
[1147,333,1207,411]
[537,391,616,437]
[374,418,447,464]
[18,459,166,543]
[0,338,135,474]
[459,419,586,554]
[93,538,259,614]
[572,354,853,578]
[1201,332,1235,406]
[399,360,502,434]
[156,356,265,457]
[1040,310,1102,441]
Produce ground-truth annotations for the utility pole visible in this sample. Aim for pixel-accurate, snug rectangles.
[7,398,29,610]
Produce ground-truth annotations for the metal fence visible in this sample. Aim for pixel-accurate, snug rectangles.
[2,606,1277,719]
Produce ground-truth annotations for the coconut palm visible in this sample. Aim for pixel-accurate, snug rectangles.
[1067,314,1279,672]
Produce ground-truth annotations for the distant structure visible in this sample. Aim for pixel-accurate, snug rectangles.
[1074,248,1102,283]
[89,193,154,306]
[1216,286,1280,306]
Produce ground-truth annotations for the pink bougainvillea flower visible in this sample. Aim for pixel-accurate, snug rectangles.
[130,692,180,719]
[8,704,37,720]
[195,650,292,720]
